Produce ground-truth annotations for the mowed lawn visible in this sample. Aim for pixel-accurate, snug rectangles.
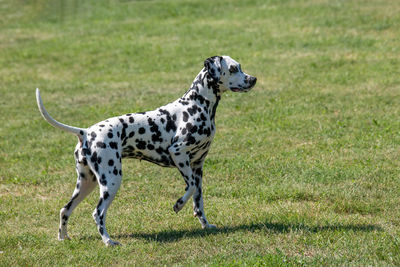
[1,0,400,265]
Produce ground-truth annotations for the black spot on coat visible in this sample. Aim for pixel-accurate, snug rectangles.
[96,142,106,149]
[183,111,189,122]
[109,142,118,149]
[138,127,146,134]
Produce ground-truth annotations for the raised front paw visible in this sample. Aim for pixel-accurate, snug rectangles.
[173,198,184,213]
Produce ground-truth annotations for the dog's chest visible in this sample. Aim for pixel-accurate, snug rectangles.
[105,99,214,166]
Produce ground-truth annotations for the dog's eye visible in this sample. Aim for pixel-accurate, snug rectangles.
[229,66,239,74]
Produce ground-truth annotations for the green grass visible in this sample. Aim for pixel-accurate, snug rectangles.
[1,0,400,265]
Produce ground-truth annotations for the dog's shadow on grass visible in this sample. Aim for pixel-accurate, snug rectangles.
[113,220,382,243]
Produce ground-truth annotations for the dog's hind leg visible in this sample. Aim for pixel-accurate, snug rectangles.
[87,149,123,246]
[59,147,97,241]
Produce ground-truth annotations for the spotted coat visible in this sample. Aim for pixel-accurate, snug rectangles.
[36,55,257,246]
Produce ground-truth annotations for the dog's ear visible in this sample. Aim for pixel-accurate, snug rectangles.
[204,56,222,81]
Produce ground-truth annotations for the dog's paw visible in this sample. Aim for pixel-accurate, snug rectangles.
[58,228,71,241]
[58,235,71,241]
[173,198,184,213]
[105,239,121,247]
[203,224,217,229]
[173,203,183,213]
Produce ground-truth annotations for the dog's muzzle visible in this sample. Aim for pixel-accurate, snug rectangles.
[231,76,257,92]
[248,76,257,87]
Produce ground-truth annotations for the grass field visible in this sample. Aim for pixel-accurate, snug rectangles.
[1,0,400,265]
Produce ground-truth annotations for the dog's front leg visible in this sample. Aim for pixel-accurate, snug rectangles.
[191,162,216,229]
[168,145,196,213]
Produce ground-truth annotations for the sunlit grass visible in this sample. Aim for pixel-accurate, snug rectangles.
[1,0,400,265]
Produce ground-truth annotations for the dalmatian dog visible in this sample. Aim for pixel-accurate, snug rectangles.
[36,55,257,246]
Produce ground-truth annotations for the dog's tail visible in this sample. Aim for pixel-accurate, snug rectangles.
[36,88,86,139]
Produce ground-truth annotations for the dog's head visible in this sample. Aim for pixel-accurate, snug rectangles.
[204,55,257,93]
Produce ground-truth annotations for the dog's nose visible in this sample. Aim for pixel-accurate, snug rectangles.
[250,76,257,86]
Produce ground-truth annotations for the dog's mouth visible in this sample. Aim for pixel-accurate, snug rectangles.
[230,84,254,93]
[230,77,257,93]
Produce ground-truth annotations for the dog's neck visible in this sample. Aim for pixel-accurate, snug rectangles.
[182,68,221,121]
[187,68,223,97]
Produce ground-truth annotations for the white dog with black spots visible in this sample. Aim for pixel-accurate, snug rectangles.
[36,55,257,246]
